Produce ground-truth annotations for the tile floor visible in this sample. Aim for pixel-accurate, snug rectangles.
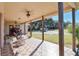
[1,43,13,56]
[1,38,75,56]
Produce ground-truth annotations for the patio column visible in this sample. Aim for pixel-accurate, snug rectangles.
[42,16,44,41]
[0,13,4,48]
[30,22,32,37]
[72,8,76,52]
[58,2,64,56]
[24,23,26,34]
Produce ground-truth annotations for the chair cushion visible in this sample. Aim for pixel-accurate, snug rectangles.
[11,37,18,43]
[12,41,23,48]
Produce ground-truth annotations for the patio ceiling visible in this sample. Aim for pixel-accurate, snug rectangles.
[0,2,79,23]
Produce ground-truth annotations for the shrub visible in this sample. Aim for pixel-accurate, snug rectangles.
[68,24,79,46]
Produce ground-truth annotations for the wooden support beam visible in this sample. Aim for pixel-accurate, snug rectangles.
[24,23,26,34]
[67,2,76,8]
[42,16,44,42]
[58,2,64,56]
[72,8,76,52]
[30,22,32,38]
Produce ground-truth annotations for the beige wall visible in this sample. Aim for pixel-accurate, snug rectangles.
[0,13,4,48]
[0,49,1,56]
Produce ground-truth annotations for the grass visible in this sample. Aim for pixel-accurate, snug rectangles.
[32,29,78,48]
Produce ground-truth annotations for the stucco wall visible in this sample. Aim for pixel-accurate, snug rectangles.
[4,22,15,35]
[0,13,4,48]
[4,22,29,35]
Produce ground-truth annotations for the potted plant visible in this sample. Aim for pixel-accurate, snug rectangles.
[75,25,79,56]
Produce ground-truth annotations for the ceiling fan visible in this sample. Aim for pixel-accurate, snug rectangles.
[26,10,31,17]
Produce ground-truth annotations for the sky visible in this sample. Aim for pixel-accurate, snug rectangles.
[52,10,79,23]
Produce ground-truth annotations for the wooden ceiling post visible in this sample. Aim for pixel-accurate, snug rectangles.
[72,8,76,52]
[30,22,32,38]
[24,23,26,35]
[58,2,64,56]
[42,16,44,42]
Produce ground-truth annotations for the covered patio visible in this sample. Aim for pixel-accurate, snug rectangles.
[1,38,75,56]
[0,2,79,56]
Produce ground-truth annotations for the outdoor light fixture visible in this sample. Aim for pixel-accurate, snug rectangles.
[18,17,21,19]
[15,21,17,24]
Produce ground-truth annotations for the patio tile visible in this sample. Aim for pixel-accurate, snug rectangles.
[1,37,75,56]
[1,44,13,56]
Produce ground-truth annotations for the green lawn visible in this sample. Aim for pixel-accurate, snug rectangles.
[32,30,78,48]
